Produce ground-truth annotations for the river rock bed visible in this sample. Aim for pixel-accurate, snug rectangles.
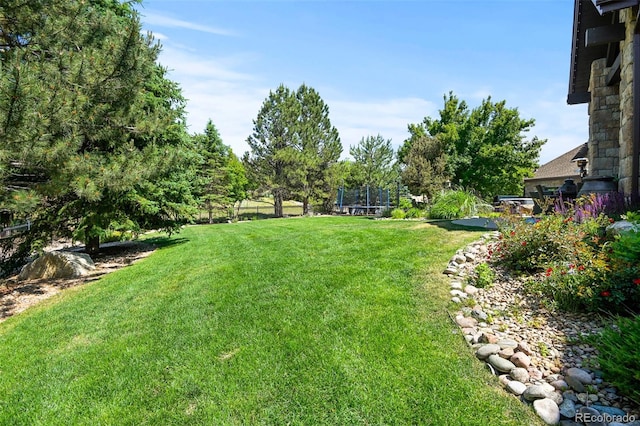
[445,232,640,426]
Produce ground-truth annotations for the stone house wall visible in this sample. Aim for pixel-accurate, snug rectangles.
[618,9,636,194]
[587,9,637,194]
[588,58,620,179]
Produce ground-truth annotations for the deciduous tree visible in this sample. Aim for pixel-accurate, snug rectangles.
[400,92,545,198]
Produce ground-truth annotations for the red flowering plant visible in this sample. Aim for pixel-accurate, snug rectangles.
[530,254,610,312]
[493,212,606,274]
[528,210,640,313]
[597,228,640,312]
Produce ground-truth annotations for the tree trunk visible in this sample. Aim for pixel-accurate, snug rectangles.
[303,197,309,215]
[86,234,100,255]
[274,189,284,217]
[206,200,213,224]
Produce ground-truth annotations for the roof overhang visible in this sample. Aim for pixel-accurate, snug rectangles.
[593,0,639,13]
[568,0,619,104]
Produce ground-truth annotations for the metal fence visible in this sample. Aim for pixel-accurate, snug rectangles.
[0,221,31,239]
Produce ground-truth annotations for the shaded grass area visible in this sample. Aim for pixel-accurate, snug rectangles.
[0,217,541,425]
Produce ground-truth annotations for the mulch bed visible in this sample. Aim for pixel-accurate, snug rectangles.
[0,241,156,322]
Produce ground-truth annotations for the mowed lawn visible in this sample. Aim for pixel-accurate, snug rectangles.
[0,217,541,425]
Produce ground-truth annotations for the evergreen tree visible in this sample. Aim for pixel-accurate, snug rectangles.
[245,84,341,217]
[349,134,397,189]
[0,0,196,268]
[401,135,449,202]
[194,120,247,222]
[245,85,298,217]
[287,84,341,214]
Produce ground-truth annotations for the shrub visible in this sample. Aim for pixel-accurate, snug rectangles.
[405,207,425,219]
[429,190,492,220]
[494,206,640,312]
[390,208,406,219]
[471,263,495,288]
[597,229,640,312]
[528,262,605,312]
[380,208,393,218]
[492,214,607,273]
[590,316,640,404]
[398,198,413,210]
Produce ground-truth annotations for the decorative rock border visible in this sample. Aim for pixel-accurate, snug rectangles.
[445,233,640,426]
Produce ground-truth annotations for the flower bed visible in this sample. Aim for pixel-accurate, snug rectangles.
[446,194,640,425]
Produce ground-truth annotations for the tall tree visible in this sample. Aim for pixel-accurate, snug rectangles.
[401,135,449,202]
[287,84,341,214]
[194,120,247,222]
[0,0,196,266]
[244,84,342,217]
[244,85,298,217]
[349,134,397,189]
[400,92,545,198]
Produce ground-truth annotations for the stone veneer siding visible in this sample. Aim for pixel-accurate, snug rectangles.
[618,9,636,194]
[588,58,620,179]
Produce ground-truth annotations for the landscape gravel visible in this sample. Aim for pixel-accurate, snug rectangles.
[445,232,639,425]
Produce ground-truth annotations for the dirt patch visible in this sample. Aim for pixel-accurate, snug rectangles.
[0,241,156,322]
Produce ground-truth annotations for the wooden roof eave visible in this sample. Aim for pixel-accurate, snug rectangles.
[568,0,613,105]
[594,0,640,13]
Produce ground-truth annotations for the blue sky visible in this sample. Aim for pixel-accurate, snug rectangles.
[136,0,588,165]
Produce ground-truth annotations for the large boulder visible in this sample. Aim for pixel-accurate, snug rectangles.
[18,251,96,280]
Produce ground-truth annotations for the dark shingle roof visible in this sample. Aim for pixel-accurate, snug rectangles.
[527,144,587,181]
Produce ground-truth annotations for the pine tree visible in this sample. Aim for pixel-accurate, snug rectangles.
[349,134,397,189]
[245,85,299,218]
[287,84,341,214]
[245,84,342,217]
[0,0,196,267]
[194,120,247,222]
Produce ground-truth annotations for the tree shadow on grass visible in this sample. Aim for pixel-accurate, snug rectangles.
[423,219,492,233]
[141,236,189,250]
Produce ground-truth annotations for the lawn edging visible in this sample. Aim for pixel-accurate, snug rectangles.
[444,234,640,426]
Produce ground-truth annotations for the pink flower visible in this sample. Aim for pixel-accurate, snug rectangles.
[545,268,553,277]
[521,241,527,246]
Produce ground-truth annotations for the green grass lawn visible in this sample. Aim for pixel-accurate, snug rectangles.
[0,217,541,425]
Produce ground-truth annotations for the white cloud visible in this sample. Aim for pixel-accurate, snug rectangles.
[329,98,438,157]
[160,47,255,81]
[151,32,168,41]
[158,44,587,167]
[155,48,266,155]
[157,45,439,159]
[520,95,589,165]
[141,12,235,36]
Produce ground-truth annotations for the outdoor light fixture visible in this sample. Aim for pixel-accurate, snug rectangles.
[575,158,588,178]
